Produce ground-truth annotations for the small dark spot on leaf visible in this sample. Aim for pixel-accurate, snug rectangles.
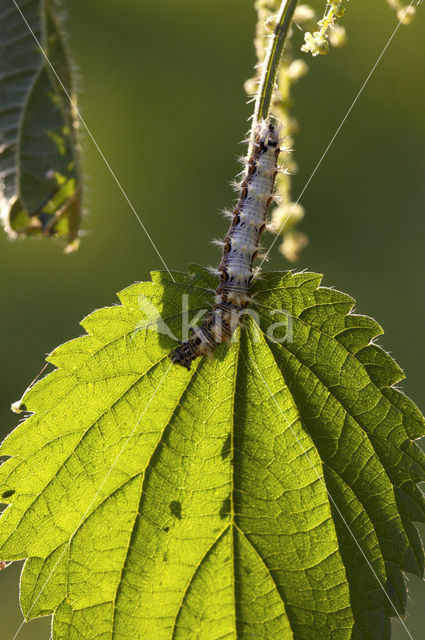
[163,552,168,562]
[245,566,252,575]
[220,495,231,520]
[221,433,231,460]
[2,490,15,500]
[162,526,170,533]
[170,500,182,520]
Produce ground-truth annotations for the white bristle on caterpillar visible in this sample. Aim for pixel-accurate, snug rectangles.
[220,209,234,220]
[210,239,225,248]
[206,266,220,276]
[170,120,281,369]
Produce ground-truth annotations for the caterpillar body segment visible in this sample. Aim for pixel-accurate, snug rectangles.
[170,120,281,370]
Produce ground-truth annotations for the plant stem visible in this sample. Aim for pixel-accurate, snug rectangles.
[254,0,299,125]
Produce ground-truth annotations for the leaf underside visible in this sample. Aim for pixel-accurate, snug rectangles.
[0,0,81,249]
[0,266,424,640]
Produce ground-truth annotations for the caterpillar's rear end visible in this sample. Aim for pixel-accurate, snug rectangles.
[170,120,280,370]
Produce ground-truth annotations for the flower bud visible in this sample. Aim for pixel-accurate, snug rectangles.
[329,24,347,48]
[293,4,316,24]
[279,231,309,262]
[397,6,416,24]
[244,78,257,96]
[287,59,309,80]
[272,203,305,232]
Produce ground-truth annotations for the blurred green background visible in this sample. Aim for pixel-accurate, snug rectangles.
[1,1,424,638]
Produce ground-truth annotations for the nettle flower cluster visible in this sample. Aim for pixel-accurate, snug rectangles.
[301,1,347,57]
[247,1,349,263]
[248,0,416,264]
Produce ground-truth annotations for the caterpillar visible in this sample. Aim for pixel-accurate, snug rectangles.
[170,120,281,370]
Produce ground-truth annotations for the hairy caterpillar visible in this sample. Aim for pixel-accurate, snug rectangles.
[170,120,281,369]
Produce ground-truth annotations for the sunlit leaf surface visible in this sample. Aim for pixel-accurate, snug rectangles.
[1,267,424,639]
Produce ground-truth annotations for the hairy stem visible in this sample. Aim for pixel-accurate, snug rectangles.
[254,0,299,124]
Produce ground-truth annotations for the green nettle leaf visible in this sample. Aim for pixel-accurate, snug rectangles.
[0,0,81,250]
[1,266,424,639]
